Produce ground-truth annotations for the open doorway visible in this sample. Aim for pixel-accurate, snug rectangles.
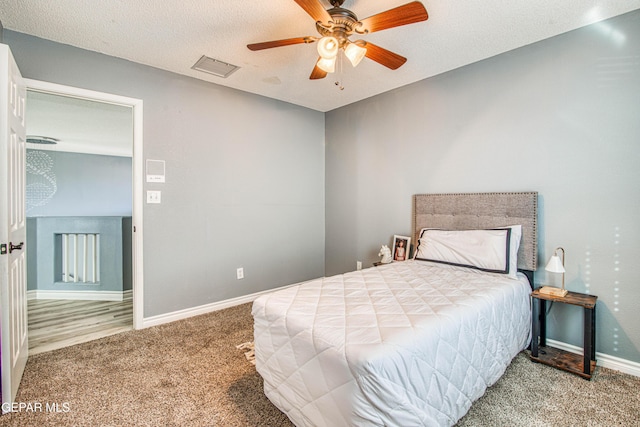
[25,90,132,354]
[23,79,144,354]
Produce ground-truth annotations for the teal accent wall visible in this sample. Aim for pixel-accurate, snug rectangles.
[27,217,132,292]
[25,149,133,294]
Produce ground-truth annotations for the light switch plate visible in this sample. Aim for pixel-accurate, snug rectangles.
[147,190,161,204]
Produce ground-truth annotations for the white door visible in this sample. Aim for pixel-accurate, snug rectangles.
[0,44,29,407]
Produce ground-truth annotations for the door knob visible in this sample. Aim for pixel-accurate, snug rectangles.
[9,241,24,253]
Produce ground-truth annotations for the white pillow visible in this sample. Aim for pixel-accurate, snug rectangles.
[414,225,522,278]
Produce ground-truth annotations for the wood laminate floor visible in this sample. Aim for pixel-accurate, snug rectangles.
[28,296,133,355]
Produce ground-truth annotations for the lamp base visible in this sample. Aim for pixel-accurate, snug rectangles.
[538,286,568,297]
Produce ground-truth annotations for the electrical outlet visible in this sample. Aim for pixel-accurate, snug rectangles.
[356,261,362,271]
[236,267,244,280]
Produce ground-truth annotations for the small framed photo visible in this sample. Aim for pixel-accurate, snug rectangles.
[392,235,411,262]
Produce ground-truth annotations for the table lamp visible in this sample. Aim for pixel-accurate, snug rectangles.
[539,247,568,297]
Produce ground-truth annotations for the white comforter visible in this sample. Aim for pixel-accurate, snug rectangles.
[252,260,531,426]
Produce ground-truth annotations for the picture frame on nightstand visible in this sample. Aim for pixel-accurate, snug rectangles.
[392,235,411,261]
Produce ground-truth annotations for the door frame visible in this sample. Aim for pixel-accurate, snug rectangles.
[24,78,144,329]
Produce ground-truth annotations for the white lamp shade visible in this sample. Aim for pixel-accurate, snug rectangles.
[545,254,565,273]
[317,57,336,73]
[317,37,339,59]
[344,42,367,67]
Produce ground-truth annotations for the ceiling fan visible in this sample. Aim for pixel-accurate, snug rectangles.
[247,0,429,80]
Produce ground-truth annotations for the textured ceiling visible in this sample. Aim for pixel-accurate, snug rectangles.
[2,0,640,112]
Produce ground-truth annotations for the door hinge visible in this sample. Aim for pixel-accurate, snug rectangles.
[0,243,7,255]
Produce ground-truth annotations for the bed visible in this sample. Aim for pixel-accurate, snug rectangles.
[253,192,538,426]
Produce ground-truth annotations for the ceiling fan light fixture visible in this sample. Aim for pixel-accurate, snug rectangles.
[247,0,429,80]
[344,42,367,67]
[317,57,336,73]
[317,36,339,59]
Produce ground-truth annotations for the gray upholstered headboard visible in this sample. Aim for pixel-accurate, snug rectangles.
[412,192,538,272]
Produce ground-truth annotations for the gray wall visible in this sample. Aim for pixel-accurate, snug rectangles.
[26,149,132,217]
[5,31,325,318]
[326,10,640,363]
[5,11,639,364]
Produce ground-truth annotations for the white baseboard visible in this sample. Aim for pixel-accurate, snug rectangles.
[547,338,640,378]
[141,282,302,329]
[27,289,132,302]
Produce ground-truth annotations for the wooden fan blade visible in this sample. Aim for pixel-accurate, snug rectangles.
[358,1,428,34]
[363,42,407,70]
[294,0,332,24]
[247,36,316,51]
[310,58,328,80]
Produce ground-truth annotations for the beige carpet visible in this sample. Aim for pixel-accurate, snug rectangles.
[2,302,639,426]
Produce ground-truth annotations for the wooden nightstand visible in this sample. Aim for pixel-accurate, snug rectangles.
[530,289,597,379]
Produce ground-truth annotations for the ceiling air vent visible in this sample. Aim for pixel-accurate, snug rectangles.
[191,55,240,78]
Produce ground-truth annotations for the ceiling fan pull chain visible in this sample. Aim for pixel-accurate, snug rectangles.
[335,54,345,91]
